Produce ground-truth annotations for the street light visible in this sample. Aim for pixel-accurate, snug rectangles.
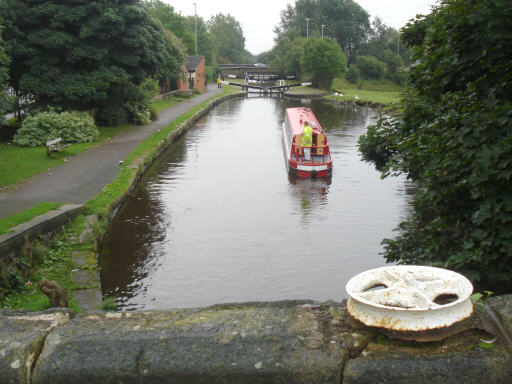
[321,24,325,38]
[306,18,310,38]
[194,3,197,55]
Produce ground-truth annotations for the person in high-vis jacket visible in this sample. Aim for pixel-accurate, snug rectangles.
[302,121,313,161]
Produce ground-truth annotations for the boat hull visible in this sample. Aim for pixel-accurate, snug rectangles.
[282,122,332,178]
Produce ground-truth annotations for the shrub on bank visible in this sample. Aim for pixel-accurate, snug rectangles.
[13,110,99,146]
[356,56,386,80]
[345,66,359,84]
[0,118,20,141]
[96,78,159,126]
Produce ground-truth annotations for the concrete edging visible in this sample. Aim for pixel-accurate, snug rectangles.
[0,204,82,262]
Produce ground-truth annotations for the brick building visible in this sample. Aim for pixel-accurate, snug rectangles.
[178,56,206,91]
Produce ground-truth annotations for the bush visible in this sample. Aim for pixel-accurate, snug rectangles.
[125,101,151,125]
[205,65,220,83]
[0,118,20,141]
[359,0,512,293]
[95,103,128,126]
[356,56,386,80]
[149,105,158,121]
[97,78,159,126]
[345,66,359,84]
[13,110,99,146]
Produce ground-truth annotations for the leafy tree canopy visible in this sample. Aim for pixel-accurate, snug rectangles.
[358,0,512,293]
[355,55,386,80]
[275,0,371,59]
[0,22,10,125]
[272,37,307,79]
[185,16,214,65]
[146,0,214,65]
[208,13,246,63]
[301,37,347,88]
[0,0,167,111]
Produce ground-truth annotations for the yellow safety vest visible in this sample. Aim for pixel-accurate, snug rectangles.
[302,125,313,147]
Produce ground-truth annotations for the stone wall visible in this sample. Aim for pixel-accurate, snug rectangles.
[1,296,511,383]
[0,205,82,301]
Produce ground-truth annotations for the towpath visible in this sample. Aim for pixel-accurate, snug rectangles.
[0,86,223,219]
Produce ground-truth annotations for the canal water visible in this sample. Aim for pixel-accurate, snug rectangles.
[99,96,413,310]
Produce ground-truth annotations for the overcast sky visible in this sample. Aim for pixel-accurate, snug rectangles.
[162,0,438,55]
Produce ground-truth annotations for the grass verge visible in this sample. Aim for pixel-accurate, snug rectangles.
[324,90,402,106]
[286,85,328,95]
[0,94,190,190]
[1,220,85,313]
[327,77,404,107]
[0,202,62,235]
[0,124,133,189]
[151,97,184,114]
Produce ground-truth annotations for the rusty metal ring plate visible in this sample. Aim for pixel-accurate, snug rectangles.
[346,266,473,331]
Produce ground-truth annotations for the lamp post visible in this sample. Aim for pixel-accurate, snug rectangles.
[306,18,310,38]
[194,3,198,55]
[321,24,325,38]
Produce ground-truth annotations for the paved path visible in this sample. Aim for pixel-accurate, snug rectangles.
[0,86,223,219]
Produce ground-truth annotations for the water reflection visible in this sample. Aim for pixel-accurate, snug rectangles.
[287,177,330,225]
[99,97,413,310]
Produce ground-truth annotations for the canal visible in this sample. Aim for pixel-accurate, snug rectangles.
[99,96,413,310]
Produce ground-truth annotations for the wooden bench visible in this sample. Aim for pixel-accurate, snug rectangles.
[46,137,71,156]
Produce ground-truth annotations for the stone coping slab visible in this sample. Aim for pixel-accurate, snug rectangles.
[32,301,348,384]
[0,308,74,384]
[1,298,512,384]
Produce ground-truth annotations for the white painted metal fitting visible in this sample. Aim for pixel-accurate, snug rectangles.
[346,266,473,331]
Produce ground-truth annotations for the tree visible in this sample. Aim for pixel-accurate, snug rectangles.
[208,13,245,63]
[158,27,185,86]
[358,0,512,293]
[272,38,307,79]
[359,18,407,84]
[355,56,386,80]
[0,22,10,125]
[275,0,371,59]
[147,0,195,49]
[0,0,166,112]
[301,37,346,88]
[186,16,214,65]
[147,1,214,65]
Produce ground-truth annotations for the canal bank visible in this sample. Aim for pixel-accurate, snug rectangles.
[0,87,246,310]
[1,296,511,384]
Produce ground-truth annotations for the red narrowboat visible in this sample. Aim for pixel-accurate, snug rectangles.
[282,107,333,178]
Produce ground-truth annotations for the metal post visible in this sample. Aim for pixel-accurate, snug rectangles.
[306,18,309,38]
[194,3,198,55]
[321,24,325,38]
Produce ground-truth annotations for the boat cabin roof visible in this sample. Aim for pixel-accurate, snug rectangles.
[285,107,325,137]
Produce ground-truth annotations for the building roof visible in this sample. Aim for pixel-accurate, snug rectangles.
[185,56,204,72]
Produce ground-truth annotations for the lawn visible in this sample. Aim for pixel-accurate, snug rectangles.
[324,89,403,106]
[0,202,62,235]
[0,93,195,190]
[326,77,404,106]
[286,85,328,95]
[151,97,183,113]
[0,124,133,189]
